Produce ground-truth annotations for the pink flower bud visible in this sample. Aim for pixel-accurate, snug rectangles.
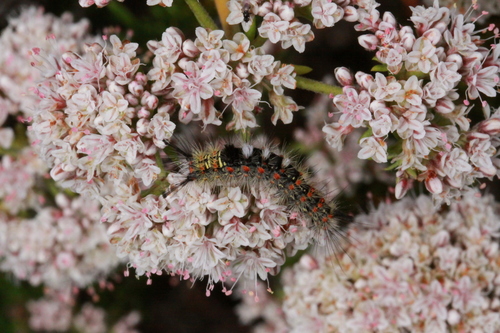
[128,80,144,96]
[158,103,176,114]
[478,118,500,135]
[235,63,249,79]
[395,177,411,199]
[142,93,159,110]
[279,5,295,21]
[137,118,150,136]
[355,72,374,90]
[335,67,353,86]
[108,81,126,95]
[343,6,359,22]
[182,39,199,58]
[177,57,190,70]
[135,72,148,84]
[435,98,454,114]
[425,175,443,194]
[445,53,463,68]
[125,94,139,106]
[95,0,112,7]
[137,108,150,118]
[358,34,379,51]
[400,32,416,51]
[259,2,273,16]
[422,28,442,45]
[382,12,396,26]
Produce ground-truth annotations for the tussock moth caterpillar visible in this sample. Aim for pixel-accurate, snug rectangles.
[166,136,353,252]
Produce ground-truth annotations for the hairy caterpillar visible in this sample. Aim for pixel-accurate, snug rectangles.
[166,137,353,251]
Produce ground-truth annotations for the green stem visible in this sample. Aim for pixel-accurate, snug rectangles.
[295,76,343,95]
[184,0,219,31]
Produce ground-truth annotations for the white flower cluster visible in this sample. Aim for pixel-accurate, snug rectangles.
[0,7,120,293]
[280,191,500,332]
[79,0,173,8]
[0,6,91,149]
[30,26,299,199]
[226,0,359,52]
[147,27,298,129]
[323,0,500,204]
[0,148,46,214]
[28,296,141,333]
[0,193,120,290]
[107,182,312,296]
[294,89,390,196]
[30,33,172,197]
[424,0,500,20]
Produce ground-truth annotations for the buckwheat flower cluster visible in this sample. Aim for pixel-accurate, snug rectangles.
[226,0,360,52]
[280,191,500,332]
[0,193,120,290]
[30,33,173,198]
[106,182,312,297]
[147,27,298,128]
[0,148,46,215]
[425,0,500,20]
[295,89,390,196]
[79,0,173,7]
[323,0,500,204]
[0,6,92,148]
[28,296,141,333]
[0,6,91,119]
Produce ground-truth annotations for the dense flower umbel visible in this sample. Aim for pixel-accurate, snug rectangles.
[323,0,500,204]
[0,6,92,149]
[280,191,500,333]
[425,0,500,20]
[0,191,120,290]
[0,6,91,118]
[226,0,360,52]
[0,148,46,215]
[148,27,298,128]
[28,295,141,333]
[107,182,312,297]
[30,27,298,196]
[28,28,305,292]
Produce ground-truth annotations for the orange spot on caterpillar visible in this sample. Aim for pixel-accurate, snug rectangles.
[307,189,315,197]
[242,165,251,172]
[288,184,295,190]
[300,196,307,202]
[226,167,234,173]
[312,207,318,212]
[257,167,265,174]
[295,179,302,186]
[273,173,280,180]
